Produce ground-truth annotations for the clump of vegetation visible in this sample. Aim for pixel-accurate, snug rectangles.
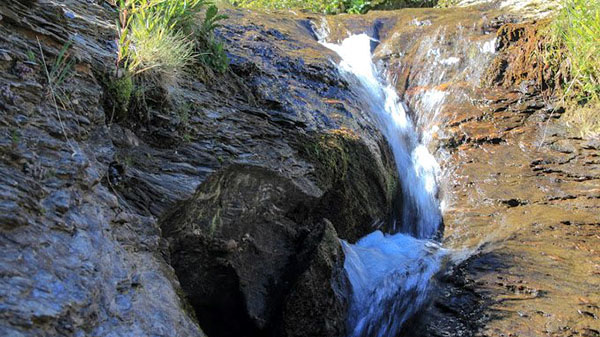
[548,0,599,102]
[544,0,600,136]
[111,0,229,120]
[436,0,458,8]
[561,101,600,137]
[116,0,205,77]
[229,0,434,14]
[107,74,134,120]
[229,0,364,14]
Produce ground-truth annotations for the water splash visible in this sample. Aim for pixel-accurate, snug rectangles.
[342,232,446,337]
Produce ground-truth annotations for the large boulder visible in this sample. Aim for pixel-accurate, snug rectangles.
[160,135,396,336]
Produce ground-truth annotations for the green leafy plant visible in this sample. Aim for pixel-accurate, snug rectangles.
[197,5,229,72]
[202,4,228,33]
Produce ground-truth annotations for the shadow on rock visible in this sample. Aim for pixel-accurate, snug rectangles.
[160,164,353,337]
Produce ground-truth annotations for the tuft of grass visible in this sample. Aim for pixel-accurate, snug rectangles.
[37,38,76,152]
[128,17,195,76]
[112,0,229,121]
[116,0,208,77]
[116,0,229,77]
[550,0,600,102]
[562,101,600,137]
[544,0,600,137]
[41,40,75,109]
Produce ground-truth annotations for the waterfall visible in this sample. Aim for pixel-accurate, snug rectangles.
[321,34,447,336]
[322,35,442,239]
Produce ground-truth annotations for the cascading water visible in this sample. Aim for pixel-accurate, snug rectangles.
[322,35,442,239]
[321,34,447,336]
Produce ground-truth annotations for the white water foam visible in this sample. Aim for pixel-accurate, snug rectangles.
[342,232,446,337]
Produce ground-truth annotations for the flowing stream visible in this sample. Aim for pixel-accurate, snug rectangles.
[321,34,448,336]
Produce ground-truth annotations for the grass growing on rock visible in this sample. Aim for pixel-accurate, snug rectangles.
[116,0,207,77]
[545,0,600,136]
[111,0,229,121]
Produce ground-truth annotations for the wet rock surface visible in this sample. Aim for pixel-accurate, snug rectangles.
[323,7,599,336]
[425,92,600,337]
[367,14,600,337]
[162,168,350,336]
[0,1,399,336]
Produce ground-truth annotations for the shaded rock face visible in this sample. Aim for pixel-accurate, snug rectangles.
[0,1,400,336]
[161,166,350,336]
[282,219,349,337]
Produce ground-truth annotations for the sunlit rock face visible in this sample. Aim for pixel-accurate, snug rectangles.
[319,7,600,337]
[440,0,561,19]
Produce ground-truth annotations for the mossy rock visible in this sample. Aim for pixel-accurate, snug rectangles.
[294,129,401,241]
[107,74,134,121]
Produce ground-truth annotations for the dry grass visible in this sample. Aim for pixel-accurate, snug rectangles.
[562,102,600,138]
